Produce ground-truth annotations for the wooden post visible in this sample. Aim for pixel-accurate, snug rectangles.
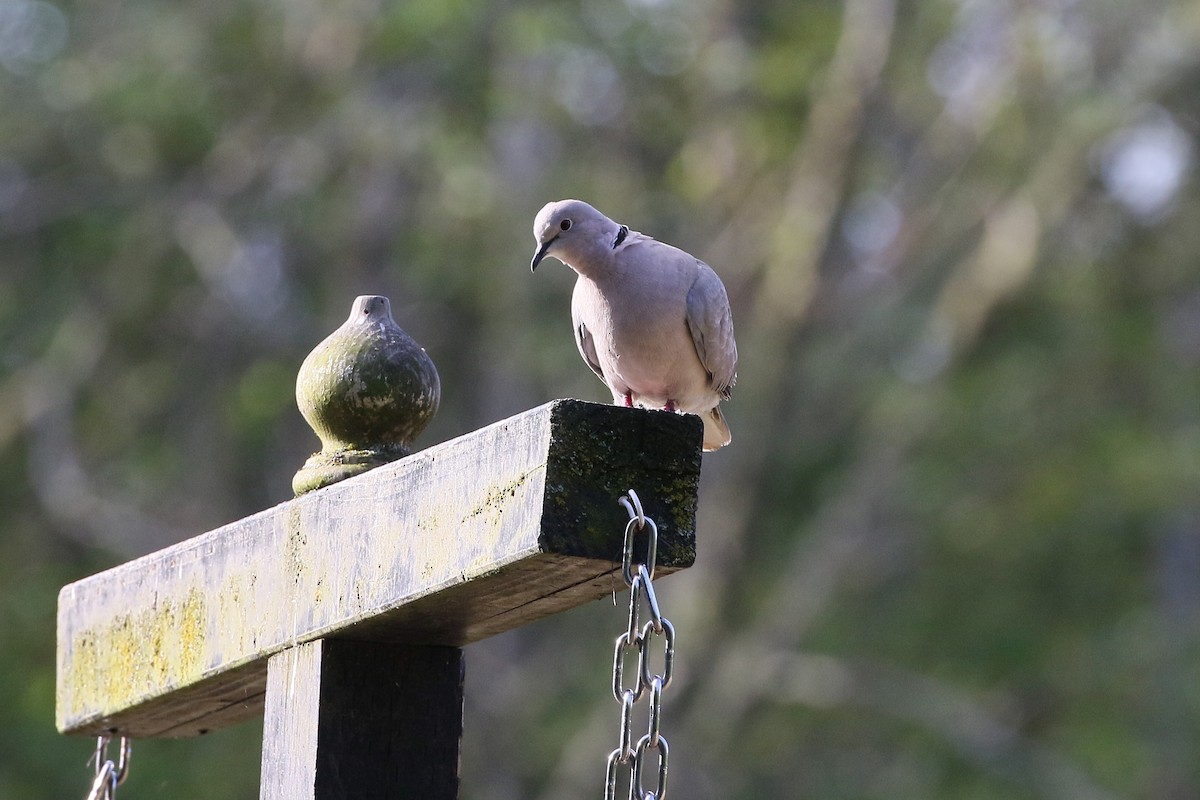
[260,640,464,800]
[56,399,703,795]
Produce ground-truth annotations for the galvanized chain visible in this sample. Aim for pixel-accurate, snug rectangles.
[85,735,130,800]
[606,490,675,800]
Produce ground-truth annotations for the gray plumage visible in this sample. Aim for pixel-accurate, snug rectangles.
[531,199,737,451]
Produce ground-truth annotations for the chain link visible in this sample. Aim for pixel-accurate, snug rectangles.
[85,735,130,800]
[606,490,675,800]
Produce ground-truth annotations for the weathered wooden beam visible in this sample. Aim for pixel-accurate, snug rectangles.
[57,399,701,739]
[259,641,464,800]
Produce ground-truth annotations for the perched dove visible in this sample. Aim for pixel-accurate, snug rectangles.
[530,199,738,451]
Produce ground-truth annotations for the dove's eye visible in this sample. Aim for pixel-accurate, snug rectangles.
[560,219,572,231]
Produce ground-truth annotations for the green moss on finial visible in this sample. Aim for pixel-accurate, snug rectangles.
[292,295,440,495]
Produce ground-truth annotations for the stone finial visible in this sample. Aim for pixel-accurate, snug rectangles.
[292,295,440,495]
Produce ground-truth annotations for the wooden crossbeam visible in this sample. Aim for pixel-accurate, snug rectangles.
[56,400,701,739]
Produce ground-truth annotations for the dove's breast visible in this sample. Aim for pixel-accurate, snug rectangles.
[572,250,714,411]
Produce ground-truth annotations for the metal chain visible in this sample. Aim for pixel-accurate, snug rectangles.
[85,735,130,800]
[606,490,675,800]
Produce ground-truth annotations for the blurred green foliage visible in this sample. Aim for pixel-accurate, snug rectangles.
[3,0,1200,797]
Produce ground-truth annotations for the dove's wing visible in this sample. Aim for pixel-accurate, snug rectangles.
[571,296,605,383]
[686,262,738,399]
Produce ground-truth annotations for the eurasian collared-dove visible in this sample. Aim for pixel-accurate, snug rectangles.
[530,199,738,451]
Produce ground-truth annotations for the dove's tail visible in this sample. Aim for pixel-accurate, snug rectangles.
[701,405,732,452]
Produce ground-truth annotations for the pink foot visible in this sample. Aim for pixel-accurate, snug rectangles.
[623,392,634,408]
[664,399,678,412]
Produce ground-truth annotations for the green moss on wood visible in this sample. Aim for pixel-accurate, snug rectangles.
[539,400,701,569]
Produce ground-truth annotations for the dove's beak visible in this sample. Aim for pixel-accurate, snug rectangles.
[530,238,554,272]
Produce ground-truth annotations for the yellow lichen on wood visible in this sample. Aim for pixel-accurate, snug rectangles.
[59,588,208,730]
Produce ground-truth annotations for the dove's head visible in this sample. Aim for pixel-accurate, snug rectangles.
[530,199,623,274]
